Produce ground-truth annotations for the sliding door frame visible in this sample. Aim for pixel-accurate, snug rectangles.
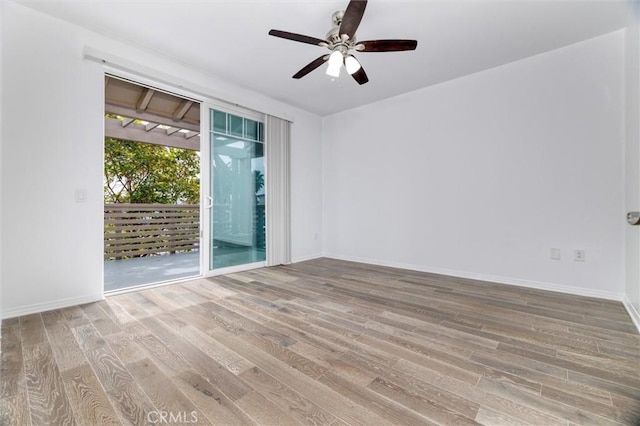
[200,101,267,277]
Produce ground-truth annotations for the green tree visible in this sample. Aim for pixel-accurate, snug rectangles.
[104,138,200,204]
[254,170,264,193]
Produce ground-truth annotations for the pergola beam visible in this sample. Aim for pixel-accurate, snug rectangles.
[172,100,194,121]
[136,88,155,112]
[105,103,199,132]
[105,117,200,151]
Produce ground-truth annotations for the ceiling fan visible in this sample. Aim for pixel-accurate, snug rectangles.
[268,0,417,85]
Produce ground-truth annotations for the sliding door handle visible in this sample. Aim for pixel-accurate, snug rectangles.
[205,196,213,209]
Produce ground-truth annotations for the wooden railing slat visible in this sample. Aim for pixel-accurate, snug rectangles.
[104,203,200,260]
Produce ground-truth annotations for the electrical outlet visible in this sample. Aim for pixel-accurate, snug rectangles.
[550,248,561,260]
[574,250,585,262]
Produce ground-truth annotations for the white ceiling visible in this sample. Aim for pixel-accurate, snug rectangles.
[16,0,632,116]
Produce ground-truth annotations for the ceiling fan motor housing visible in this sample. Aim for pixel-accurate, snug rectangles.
[326,10,357,53]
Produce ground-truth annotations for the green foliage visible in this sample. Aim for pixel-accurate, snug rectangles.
[254,170,264,193]
[104,138,200,204]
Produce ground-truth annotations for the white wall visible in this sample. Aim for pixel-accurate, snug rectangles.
[0,2,4,319]
[624,3,640,328]
[323,31,626,299]
[291,113,324,263]
[0,2,323,318]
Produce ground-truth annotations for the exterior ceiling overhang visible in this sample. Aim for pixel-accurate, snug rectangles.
[104,76,201,151]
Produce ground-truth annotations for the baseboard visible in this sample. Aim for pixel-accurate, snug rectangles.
[324,253,624,302]
[291,253,324,264]
[1,294,105,320]
[622,296,640,333]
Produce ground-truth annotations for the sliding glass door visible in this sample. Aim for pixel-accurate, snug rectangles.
[207,108,265,272]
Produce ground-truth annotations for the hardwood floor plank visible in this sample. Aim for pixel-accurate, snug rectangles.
[140,315,252,401]
[0,325,24,399]
[71,322,107,351]
[205,325,391,425]
[20,314,46,347]
[125,358,204,422]
[556,349,640,378]
[0,395,31,426]
[105,382,158,425]
[324,369,441,425]
[4,258,639,425]
[172,369,257,426]
[103,332,148,365]
[59,306,91,328]
[1,317,20,330]
[108,295,153,321]
[179,325,255,376]
[61,364,121,425]
[475,406,528,425]
[23,342,76,425]
[391,358,566,426]
[477,376,622,426]
[367,377,480,425]
[497,343,640,389]
[85,344,136,392]
[235,390,301,425]
[134,332,191,377]
[357,333,481,385]
[469,349,617,407]
[80,302,123,336]
[240,366,337,425]
[43,317,86,372]
[387,334,543,395]
[567,370,640,402]
[540,384,634,425]
[338,350,481,420]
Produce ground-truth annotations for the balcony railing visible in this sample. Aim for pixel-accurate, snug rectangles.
[104,203,199,260]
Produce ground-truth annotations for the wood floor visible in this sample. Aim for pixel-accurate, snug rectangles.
[1,258,639,425]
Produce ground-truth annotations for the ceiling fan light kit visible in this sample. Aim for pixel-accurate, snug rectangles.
[268,0,417,85]
[345,55,362,75]
[326,50,345,77]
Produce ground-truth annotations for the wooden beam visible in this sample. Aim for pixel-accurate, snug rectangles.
[145,123,159,132]
[166,127,180,136]
[172,100,193,121]
[136,88,155,112]
[185,131,199,140]
[122,118,134,128]
[105,103,200,132]
[105,117,200,151]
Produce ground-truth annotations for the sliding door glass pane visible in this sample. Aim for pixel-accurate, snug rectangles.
[210,109,265,270]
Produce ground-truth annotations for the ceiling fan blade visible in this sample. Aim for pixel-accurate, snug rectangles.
[293,55,328,79]
[358,39,418,52]
[268,29,326,46]
[351,65,369,85]
[339,0,367,39]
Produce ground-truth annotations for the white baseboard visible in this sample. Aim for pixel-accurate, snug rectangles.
[1,294,105,320]
[622,296,640,333]
[324,253,624,302]
[291,253,324,264]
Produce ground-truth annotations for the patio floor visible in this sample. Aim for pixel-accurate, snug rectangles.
[104,251,200,292]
